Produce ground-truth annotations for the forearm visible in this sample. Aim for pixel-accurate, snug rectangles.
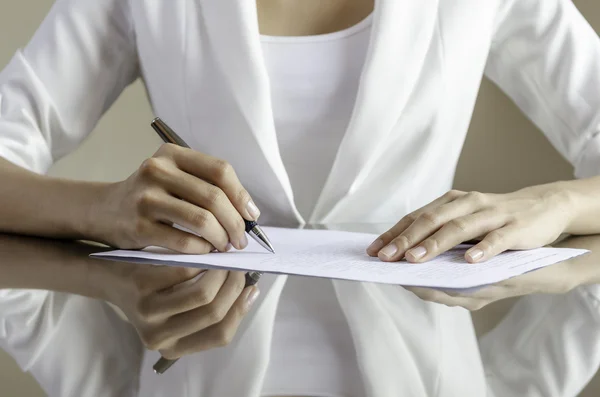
[0,233,112,300]
[562,175,600,235]
[0,158,108,240]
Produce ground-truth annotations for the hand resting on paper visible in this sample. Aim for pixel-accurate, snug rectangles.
[367,185,574,264]
[365,183,600,310]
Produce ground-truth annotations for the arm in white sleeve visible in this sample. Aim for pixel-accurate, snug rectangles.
[0,2,142,395]
[485,0,600,179]
[481,3,600,396]
[0,0,139,173]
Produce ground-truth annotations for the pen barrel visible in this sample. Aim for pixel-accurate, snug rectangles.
[245,271,262,286]
[151,117,190,148]
[153,358,177,374]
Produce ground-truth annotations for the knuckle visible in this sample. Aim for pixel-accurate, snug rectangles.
[445,189,464,200]
[379,231,396,242]
[212,159,233,182]
[420,211,441,227]
[139,157,167,179]
[506,216,520,226]
[486,231,505,246]
[188,209,209,229]
[466,191,487,206]
[424,237,441,251]
[402,213,418,225]
[136,190,159,213]
[447,218,469,234]
[236,189,251,206]
[175,235,193,252]
[214,326,234,347]
[174,266,198,281]
[205,186,225,207]
[141,331,166,351]
[397,234,414,248]
[192,288,214,307]
[206,305,227,324]
[485,204,501,214]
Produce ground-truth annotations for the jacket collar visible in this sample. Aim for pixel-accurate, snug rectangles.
[199,0,440,223]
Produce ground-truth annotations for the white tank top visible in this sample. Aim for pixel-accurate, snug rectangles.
[260,14,373,397]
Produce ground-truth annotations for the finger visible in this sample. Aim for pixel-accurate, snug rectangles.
[378,192,491,262]
[367,190,466,256]
[161,285,260,359]
[167,147,261,221]
[147,269,229,317]
[405,286,487,311]
[140,162,247,250]
[161,271,247,341]
[465,224,520,263]
[404,210,508,263]
[143,223,215,254]
[147,193,231,252]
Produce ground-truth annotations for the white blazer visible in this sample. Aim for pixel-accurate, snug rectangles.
[1,1,600,396]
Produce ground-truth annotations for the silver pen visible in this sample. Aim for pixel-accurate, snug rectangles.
[150,117,273,374]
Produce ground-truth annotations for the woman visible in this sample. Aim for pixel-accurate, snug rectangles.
[1,0,600,396]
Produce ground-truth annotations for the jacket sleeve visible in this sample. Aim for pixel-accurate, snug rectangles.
[485,0,600,178]
[0,0,139,173]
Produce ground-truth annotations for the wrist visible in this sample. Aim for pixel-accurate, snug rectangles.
[79,181,120,244]
[547,182,580,235]
[556,179,598,235]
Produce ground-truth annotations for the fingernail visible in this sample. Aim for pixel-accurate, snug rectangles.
[466,248,484,262]
[239,233,248,249]
[407,246,427,260]
[368,238,385,253]
[246,200,261,220]
[246,287,260,309]
[224,243,233,252]
[379,244,398,259]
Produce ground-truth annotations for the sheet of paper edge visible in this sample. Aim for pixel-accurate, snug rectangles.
[91,249,590,289]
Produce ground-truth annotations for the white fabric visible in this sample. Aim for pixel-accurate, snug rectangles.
[0,1,600,396]
[263,12,372,221]
[264,277,365,397]
[260,16,371,397]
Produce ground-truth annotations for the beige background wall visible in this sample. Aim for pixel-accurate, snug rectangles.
[0,1,598,396]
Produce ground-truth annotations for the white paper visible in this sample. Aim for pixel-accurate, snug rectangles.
[91,227,589,289]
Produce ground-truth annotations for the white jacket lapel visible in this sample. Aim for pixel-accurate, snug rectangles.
[198,0,302,223]
[310,0,441,223]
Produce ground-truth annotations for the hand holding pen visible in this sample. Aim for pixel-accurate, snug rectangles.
[149,117,273,373]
